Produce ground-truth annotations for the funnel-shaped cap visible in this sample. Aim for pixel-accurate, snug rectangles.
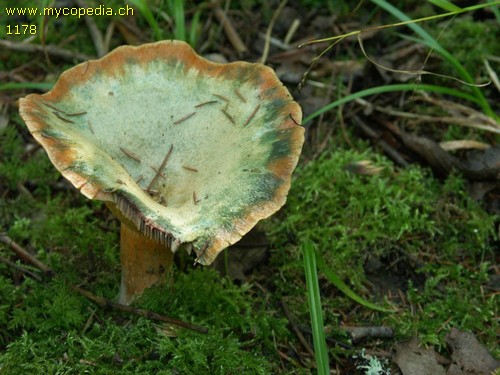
[19,40,303,264]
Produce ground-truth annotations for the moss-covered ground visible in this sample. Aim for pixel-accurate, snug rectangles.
[1,123,497,372]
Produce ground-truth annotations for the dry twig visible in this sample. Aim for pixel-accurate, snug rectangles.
[356,97,500,134]
[72,286,209,334]
[0,256,43,282]
[0,232,53,277]
[341,325,394,343]
[352,115,409,168]
[260,0,288,64]
[279,299,315,358]
[213,5,247,54]
[0,39,92,61]
[75,0,107,57]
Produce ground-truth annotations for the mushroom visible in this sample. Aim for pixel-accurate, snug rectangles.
[19,40,304,305]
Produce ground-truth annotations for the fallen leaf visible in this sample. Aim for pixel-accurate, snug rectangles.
[394,337,446,375]
[445,328,500,375]
[439,140,490,151]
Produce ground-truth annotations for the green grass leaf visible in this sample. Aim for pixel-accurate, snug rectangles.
[302,83,480,125]
[370,0,496,119]
[316,252,394,313]
[0,82,53,91]
[302,241,330,374]
[189,9,202,47]
[426,0,462,12]
[127,0,163,40]
[171,0,186,41]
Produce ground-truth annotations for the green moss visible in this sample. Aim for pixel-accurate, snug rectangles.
[392,262,497,351]
[437,16,500,78]
[0,268,285,373]
[1,112,498,372]
[273,142,494,277]
[269,140,497,354]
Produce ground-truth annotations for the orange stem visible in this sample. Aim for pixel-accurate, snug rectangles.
[118,223,173,305]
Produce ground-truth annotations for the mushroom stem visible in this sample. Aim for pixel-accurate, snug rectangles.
[118,222,174,305]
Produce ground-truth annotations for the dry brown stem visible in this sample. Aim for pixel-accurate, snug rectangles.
[0,39,91,61]
[0,232,53,277]
[73,285,209,334]
[213,6,247,54]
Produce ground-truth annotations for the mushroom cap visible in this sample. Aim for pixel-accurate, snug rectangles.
[19,40,304,265]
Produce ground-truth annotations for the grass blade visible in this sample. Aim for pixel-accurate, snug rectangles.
[302,241,330,375]
[487,0,500,23]
[303,83,480,125]
[189,9,202,47]
[316,252,394,313]
[370,0,496,119]
[0,82,54,91]
[127,0,163,40]
[426,0,462,12]
[171,0,186,41]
